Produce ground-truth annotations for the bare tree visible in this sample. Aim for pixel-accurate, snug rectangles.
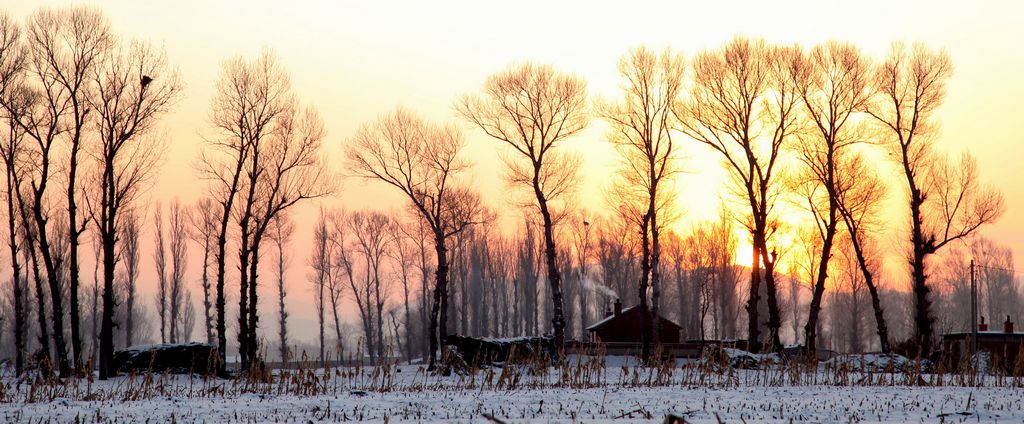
[90,36,178,377]
[566,210,594,338]
[268,212,294,364]
[27,8,114,375]
[391,219,419,363]
[189,198,217,344]
[866,43,1004,356]
[325,212,346,352]
[199,53,259,370]
[0,12,26,374]
[0,7,113,377]
[834,152,891,352]
[970,237,1021,326]
[457,63,588,348]
[338,210,393,362]
[240,101,327,369]
[309,211,330,365]
[153,203,167,343]
[682,37,799,352]
[117,207,141,347]
[168,199,188,342]
[600,46,685,361]
[346,108,483,371]
[203,49,328,370]
[201,49,326,371]
[787,41,872,354]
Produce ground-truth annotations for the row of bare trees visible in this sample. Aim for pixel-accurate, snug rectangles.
[0,6,179,378]
[592,38,1002,358]
[0,5,1010,380]
[199,49,328,373]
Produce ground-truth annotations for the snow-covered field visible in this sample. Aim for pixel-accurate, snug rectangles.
[3,357,1023,422]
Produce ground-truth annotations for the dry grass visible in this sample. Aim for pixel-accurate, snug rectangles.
[3,345,1022,405]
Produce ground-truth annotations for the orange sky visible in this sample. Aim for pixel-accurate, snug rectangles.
[6,0,1024,344]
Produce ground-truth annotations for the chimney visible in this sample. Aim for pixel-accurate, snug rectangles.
[1005,315,1015,334]
[979,316,988,332]
[614,298,622,317]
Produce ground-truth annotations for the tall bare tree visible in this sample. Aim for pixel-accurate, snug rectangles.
[153,203,168,343]
[118,207,141,347]
[91,38,178,377]
[199,49,327,370]
[834,152,891,352]
[682,37,799,352]
[339,210,393,362]
[0,12,27,374]
[391,219,418,363]
[346,108,482,371]
[309,211,330,365]
[29,8,113,375]
[0,7,113,377]
[787,41,872,354]
[201,49,326,370]
[189,198,217,344]
[457,63,588,348]
[168,199,188,342]
[199,54,258,369]
[866,43,1004,356]
[239,103,326,369]
[600,46,685,361]
[268,212,294,364]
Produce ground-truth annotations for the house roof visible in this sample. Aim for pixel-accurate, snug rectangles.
[943,331,1024,339]
[585,305,682,331]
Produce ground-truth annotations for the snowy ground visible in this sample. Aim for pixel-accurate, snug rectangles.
[2,358,1023,422]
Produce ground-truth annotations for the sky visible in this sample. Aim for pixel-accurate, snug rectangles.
[6,0,1024,345]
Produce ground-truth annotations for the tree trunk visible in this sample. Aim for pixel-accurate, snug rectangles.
[214,215,230,370]
[34,203,70,377]
[650,206,662,358]
[638,213,652,362]
[427,235,448,371]
[761,245,783,352]
[277,243,288,365]
[804,214,837,355]
[247,237,261,366]
[237,223,251,370]
[746,245,761,353]
[99,219,116,379]
[202,242,213,344]
[67,139,84,374]
[5,165,25,375]
[99,163,115,380]
[534,181,565,350]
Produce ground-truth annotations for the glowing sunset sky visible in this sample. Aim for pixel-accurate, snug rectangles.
[6,0,1024,343]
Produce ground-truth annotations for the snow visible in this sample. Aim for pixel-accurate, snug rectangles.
[3,358,1023,422]
[118,342,215,353]
[825,353,918,373]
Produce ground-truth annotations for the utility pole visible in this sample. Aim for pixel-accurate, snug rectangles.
[970,259,977,358]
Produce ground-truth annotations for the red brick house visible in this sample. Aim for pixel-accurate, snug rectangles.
[585,299,682,344]
[942,316,1024,374]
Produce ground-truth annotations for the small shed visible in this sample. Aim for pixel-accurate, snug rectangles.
[942,316,1024,373]
[585,299,681,344]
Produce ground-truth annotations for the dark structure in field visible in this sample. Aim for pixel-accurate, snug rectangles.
[586,299,682,344]
[942,316,1024,374]
[111,342,218,375]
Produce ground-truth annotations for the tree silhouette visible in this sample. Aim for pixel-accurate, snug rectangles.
[458,63,588,348]
[682,37,799,352]
[346,108,482,371]
[866,43,1003,357]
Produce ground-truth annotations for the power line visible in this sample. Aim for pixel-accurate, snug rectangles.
[973,263,1024,276]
